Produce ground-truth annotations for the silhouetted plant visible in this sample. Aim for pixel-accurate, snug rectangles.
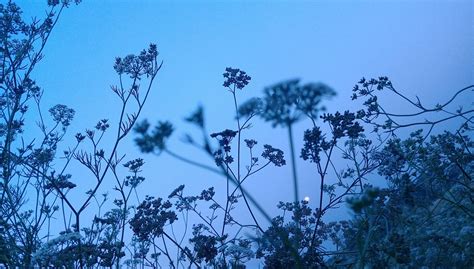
[134,68,296,267]
[2,1,472,267]
[256,200,326,268]
[0,1,80,267]
[135,70,473,268]
[352,76,474,138]
[328,129,473,268]
[325,78,474,268]
[31,43,162,267]
[1,1,163,267]
[247,79,336,203]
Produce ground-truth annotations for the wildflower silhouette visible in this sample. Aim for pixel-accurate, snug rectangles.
[2,1,472,267]
[241,79,336,203]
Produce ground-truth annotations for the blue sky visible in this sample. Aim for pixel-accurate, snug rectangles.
[18,0,473,229]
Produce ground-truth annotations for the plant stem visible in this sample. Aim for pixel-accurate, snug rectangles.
[288,123,299,203]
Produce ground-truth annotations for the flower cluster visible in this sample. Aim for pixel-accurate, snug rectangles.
[258,79,335,127]
[124,175,145,188]
[257,201,324,268]
[223,67,251,90]
[296,82,336,120]
[47,0,82,6]
[260,79,301,127]
[300,127,330,163]
[189,224,219,263]
[351,76,393,100]
[199,187,215,201]
[45,174,76,190]
[94,119,109,131]
[351,77,393,121]
[49,104,75,127]
[210,129,238,166]
[134,120,174,153]
[123,158,144,173]
[123,159,146,188]
[321,111,364,139]
[114,44,159,79]
[129,196,177,241]
[238,97,263,119]
[75,132,86,142]
[244,139,257,149]
[262,144,286,167]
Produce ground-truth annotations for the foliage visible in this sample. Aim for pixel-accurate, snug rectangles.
[133,65,473,268]
[0,1,80,266]
[1,1,161,267]
[256,201,326,268]
[1,1,472,268]
[329,129,474,268]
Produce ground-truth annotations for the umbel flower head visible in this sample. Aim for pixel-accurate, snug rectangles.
[262,144,286,167]
[321,111,364,139]
[210,129,238,153]
[256,79,336,127]
[223,67,251,91]
[210,129,238,166]
[238,97,263,119]
[297,82,336,121]
[301,127,327,163]
[260,79,301,127]
[129,196,177,241]
[113,43,159,79]
[48,0,82,6]
[49,104,75,127]
[134,120,174,153]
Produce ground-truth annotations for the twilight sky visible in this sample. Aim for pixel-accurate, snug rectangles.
[17,0,473,226]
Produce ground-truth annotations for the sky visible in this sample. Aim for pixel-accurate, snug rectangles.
[15,0,474,253]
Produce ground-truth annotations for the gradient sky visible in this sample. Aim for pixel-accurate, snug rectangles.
[16,0,473,236]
